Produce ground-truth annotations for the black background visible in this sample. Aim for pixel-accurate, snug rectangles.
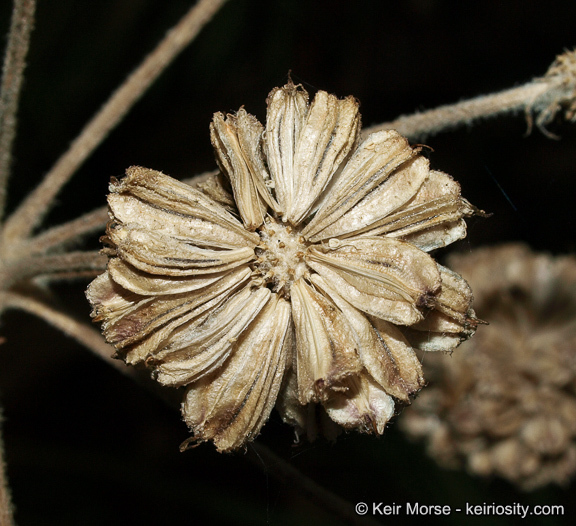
[1,0,575,525]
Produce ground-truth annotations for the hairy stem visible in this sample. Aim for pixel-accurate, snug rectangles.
[21,206,108,256]
[362,82,548,140]
[3,291,130,376]
[362,49,576,141]
[0,0,36,220]
[2,251,106,286]
[3,0,230,243]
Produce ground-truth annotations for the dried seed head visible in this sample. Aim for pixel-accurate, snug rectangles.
[401,244,576,490]
[87,83,482,452]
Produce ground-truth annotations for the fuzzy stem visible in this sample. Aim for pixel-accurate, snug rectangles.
[362,82,548,140]
[362,49,576,141]
[21,206,108,256]
[2,251,106,286]
[3,0,230,243]
[0,0,36,220]
[3,291,130,376]
[0,412,15,526]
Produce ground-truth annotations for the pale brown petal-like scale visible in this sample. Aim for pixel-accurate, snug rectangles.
[353,194,463,241]
[302,130,416,239]
[182,294,291,452]
[153,286,271,386]
[120,283,236,365]
[195,172,235,209]
[108,226,255,276]
[290,278,362,404]
[432,264,477,326]
[307,156,429,242]
[401,220,468,253]
[250,320,295,433]
[307,237,441,325]
[211,110,278,229]
[311,274,423,401]
[265,83,309,214]
[403,264,478,352]
[354,170,476,251]
[369,316,425,396]
[114,166,259,247]
[287,92,360,224]
[233,110,282,213]
[324,374,395,434]
[101,268,251,362]
[87,271,143,325]
[108,193,248,250]
[108,258,235,296]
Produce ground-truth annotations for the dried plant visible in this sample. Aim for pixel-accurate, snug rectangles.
[86,83,481,451]
[400,244,576,490]
[1,0,576,523]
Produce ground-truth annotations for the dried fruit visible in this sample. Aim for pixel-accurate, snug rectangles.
[87,82,480,451]
[401,244,576,490]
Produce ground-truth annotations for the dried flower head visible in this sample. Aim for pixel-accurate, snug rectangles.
[86,82,480,452]
[401,244,576,490]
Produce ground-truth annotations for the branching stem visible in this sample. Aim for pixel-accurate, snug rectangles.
[2,251,106,286]
[3,0,230,243]
[362,49,576,141]
[3,291,130,376]
[21,206,108,256]
[0,0,36,220]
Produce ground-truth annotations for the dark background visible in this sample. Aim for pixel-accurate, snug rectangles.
[1,0,575,524]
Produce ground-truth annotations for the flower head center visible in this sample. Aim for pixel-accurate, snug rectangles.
[252,216,308,296]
